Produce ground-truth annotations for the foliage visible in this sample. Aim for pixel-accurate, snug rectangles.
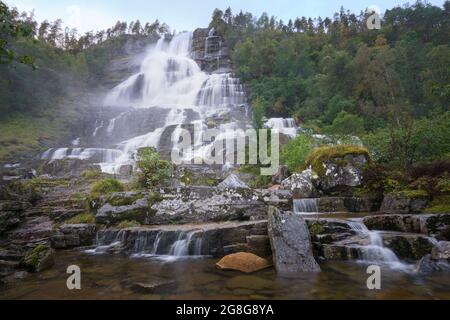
[212,2,449,170]
[117,220,141,228]
[281,134,313,172]
[136,147,170,189]
[0,1,35,67]
[66,213,95,224]
[91,179,124,196]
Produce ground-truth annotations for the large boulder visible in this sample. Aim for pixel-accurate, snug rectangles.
[381,191,429,214]
[96,197,151,225]
[218,174,249,190]
[432,241,450,260]
[306,145,369,193]
[51,224,97,249]
[416,254,450,274]
[272,166,290,185]
[267,207,321,273]
[150,187,267,224]
[280,169,320,198]
[216,252,272,273]
[23,244,55,272]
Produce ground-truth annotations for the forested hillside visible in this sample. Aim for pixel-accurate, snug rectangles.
[0,1,170,161]
[209,1,450,168]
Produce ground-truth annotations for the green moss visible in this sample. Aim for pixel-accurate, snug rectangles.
[117,220,141,228]
[91,179,124,197]
[180,170,193,186]
[309,222,326,236]
[66,213,95,224]
[26,245,48,269]
[426,195,450,213]
[147,192,163,215]
[108,193,144,207]
[81,169,103,180]
[306,145,369,177]
[396,189,429,198]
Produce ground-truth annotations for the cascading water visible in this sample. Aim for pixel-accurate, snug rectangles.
[40,31,249,174]
[89,228,206,261]
[347,221,409,270]
[265,118,299,138]
[294,199,319,215]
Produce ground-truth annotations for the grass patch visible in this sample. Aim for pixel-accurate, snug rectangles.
[66,213,95,224]
[91,179,124,197]
[117,220,141,228]
[396,189,429,198]
[81,169,103,180]
[426,195,450,213]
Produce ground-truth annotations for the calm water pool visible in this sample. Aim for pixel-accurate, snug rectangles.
[0,250,449,300]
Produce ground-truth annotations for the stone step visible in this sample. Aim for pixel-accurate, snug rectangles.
[95,220,268,258]
[363,213,450,239]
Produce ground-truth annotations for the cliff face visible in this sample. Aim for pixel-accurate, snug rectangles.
[192,28,232,74]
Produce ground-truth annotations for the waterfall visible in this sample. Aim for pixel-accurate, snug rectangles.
[294,199,319,215]
[41,31,249,175]
[88,228,206,261]
[347,221,409,270]
[265,118,299,138]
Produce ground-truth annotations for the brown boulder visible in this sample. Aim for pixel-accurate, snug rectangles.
[216,252,272,274]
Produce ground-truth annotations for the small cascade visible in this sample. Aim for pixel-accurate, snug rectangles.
[294,199,319,215]
[265,118,299,138]
[88,229,206,261]
[347,221,409,270]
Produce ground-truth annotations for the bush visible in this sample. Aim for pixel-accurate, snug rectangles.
[91,179,124,196]
[281,134,313,172]
[136,147,170,189]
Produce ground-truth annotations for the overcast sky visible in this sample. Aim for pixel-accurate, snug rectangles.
[6,0,447,33]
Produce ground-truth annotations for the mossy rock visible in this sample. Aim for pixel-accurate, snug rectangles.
[306,145,370,177]
[23,245,55,272]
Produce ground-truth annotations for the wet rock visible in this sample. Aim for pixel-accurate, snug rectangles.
[272,166,290,185]
[363,214,450,239]
[118,165,133,177]
[13,271,31,279]
[416,254,450,274]
[218,174,249,190]
[0,260,20,275]
[431,241,450,260]
[39,159,93,177]
[281,169,320,198]
[381,192,429,214]
[258,189,293,212]
[8,216,54,242]
[96,197,150,225]
[267,207,321,273]
[246,235,272,257]
[51,224,97,248]
[382,233,434,260]
[131,279,177,294]
[23,244,55,272]
[216,252,272,273]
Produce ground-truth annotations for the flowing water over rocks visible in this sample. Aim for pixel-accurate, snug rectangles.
[38,30,250,175]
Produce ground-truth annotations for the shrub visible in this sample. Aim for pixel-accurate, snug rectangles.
[281,134,313,172]
[136,147,170,189]
[91,179,124,196]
